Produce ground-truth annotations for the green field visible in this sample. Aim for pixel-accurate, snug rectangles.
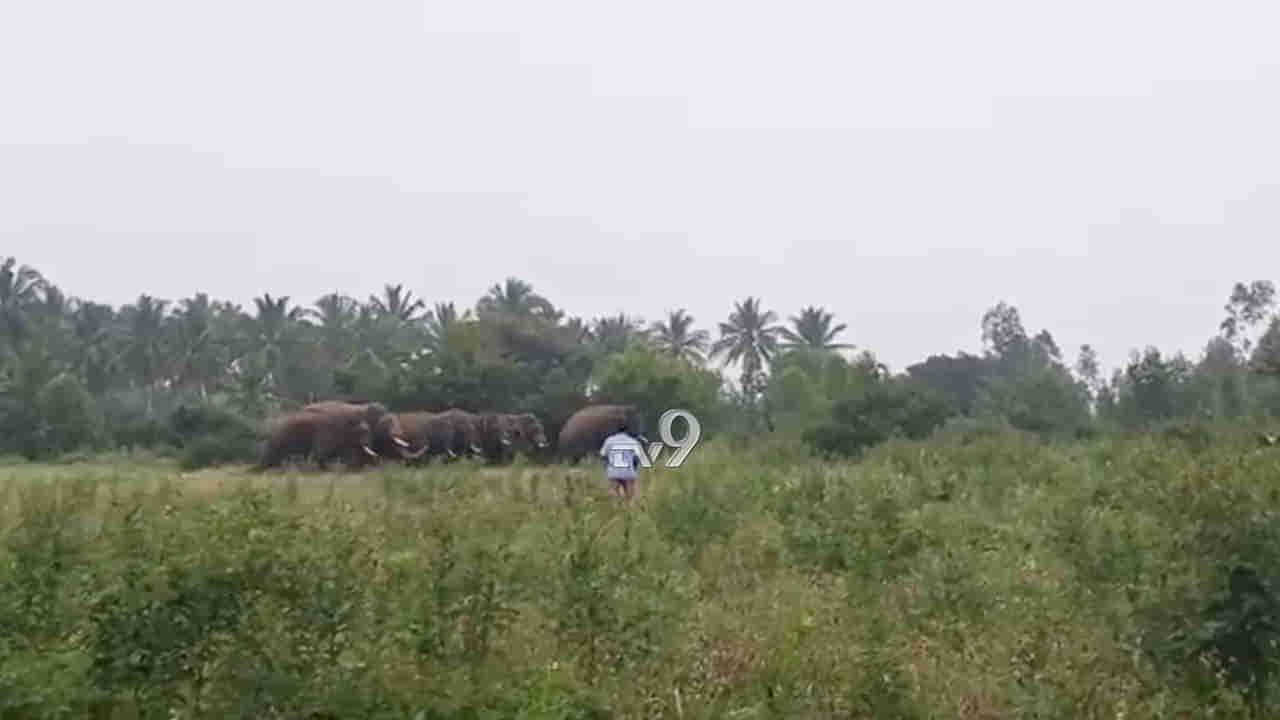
[3,427,1280,719]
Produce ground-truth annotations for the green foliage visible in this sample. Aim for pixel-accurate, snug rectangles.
[0,344,107,459]
[6,429,1280,716]
[1106,347,1196,426]
[802,376,951,458]
[591,344,723,438]
[36,373,106,455]
[773,468,923,580]
[975,363,1093,438]
[168,401,261,469]
[1253,316,1280,378]
[765,348,875,422]
[168,400,257,445]
[905,352,989,416]
[649,471,745,561]
[13,251,1280,470]
[406,525,520,682]
[547,500,686,685]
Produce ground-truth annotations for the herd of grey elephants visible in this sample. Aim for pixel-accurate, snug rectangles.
[256,400,645,471]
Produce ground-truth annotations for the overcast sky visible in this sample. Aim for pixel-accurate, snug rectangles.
[3,1,1279,376]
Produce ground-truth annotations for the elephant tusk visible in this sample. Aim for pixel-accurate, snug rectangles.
[447,449,456,458]
[501,438,512,446]
[536,441,547,447]
[362,445,378,457]
[393,436,410,448]
[470,444,483,455]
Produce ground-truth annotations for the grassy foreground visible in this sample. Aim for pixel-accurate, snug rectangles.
[3,427,1280,718]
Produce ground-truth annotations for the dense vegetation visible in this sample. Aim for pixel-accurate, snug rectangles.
[6,256,1280,469]
[8,258,1280,716]
[4,426,1280,718]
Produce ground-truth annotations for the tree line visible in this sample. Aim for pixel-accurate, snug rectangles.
[3,255,1280,465]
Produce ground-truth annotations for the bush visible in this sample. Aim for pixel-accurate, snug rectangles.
[108,418,176,454]
[168,402,261,469]
[99,389,185,453]
[168,401,258,447]
[1159,419,1217,455]
[803,377,951,458]
[36,373,106,456]
[15,419,1280,716]
[178,434,260,470]
[975,364,1093,438]
[591,345,725,442]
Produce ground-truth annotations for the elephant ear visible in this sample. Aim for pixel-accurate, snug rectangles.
[362,404,383,424]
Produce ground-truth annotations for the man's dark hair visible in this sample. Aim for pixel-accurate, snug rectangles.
[617,421,630,435]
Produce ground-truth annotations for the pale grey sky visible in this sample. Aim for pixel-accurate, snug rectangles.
[3,1,1279,375]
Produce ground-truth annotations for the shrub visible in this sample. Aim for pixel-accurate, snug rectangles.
[36,373,106,456]
[169,402,261,469]
[803,377,951,458]
[591,344,725,442]
[975,364,1093,438]
[178,434,260,470]
[1159,419,1217,455]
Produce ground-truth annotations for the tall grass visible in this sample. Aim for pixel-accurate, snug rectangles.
[2,426,1280,718]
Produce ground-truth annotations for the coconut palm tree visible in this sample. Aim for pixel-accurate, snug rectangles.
[0,257,45,347]
[476,277,557,319]
[710,297,783,398]
[29,283,76,362]
[650,309,710,363]
[424,301,473,351]
[172,293,226,397]
[247,294,307,394]
[116,294,172,416]
[68,300,118,394]
[309,292,359,330]
[778,306,852,352]
[590,313,647,355]
[369,283,426,323]
[308,292,359,367]
[34,283,72,331]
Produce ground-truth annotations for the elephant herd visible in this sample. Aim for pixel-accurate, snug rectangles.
[257,400,548,471]
[256,400,645,471]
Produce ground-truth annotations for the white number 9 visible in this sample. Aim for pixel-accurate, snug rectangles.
[658,409,701,467]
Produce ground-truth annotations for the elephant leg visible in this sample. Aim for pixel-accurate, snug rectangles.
[313,426,341,471]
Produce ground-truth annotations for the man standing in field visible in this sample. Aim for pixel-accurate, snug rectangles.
[600,422,644,500]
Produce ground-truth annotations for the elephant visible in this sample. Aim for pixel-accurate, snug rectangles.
[393,409,484,463]
[435,409,486,458]
[508,413,549,455]
[301,400,425,466]
[257,411,377,470]
[477,412,516,462]
[394,411,454,464]
[556,404,646,464]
